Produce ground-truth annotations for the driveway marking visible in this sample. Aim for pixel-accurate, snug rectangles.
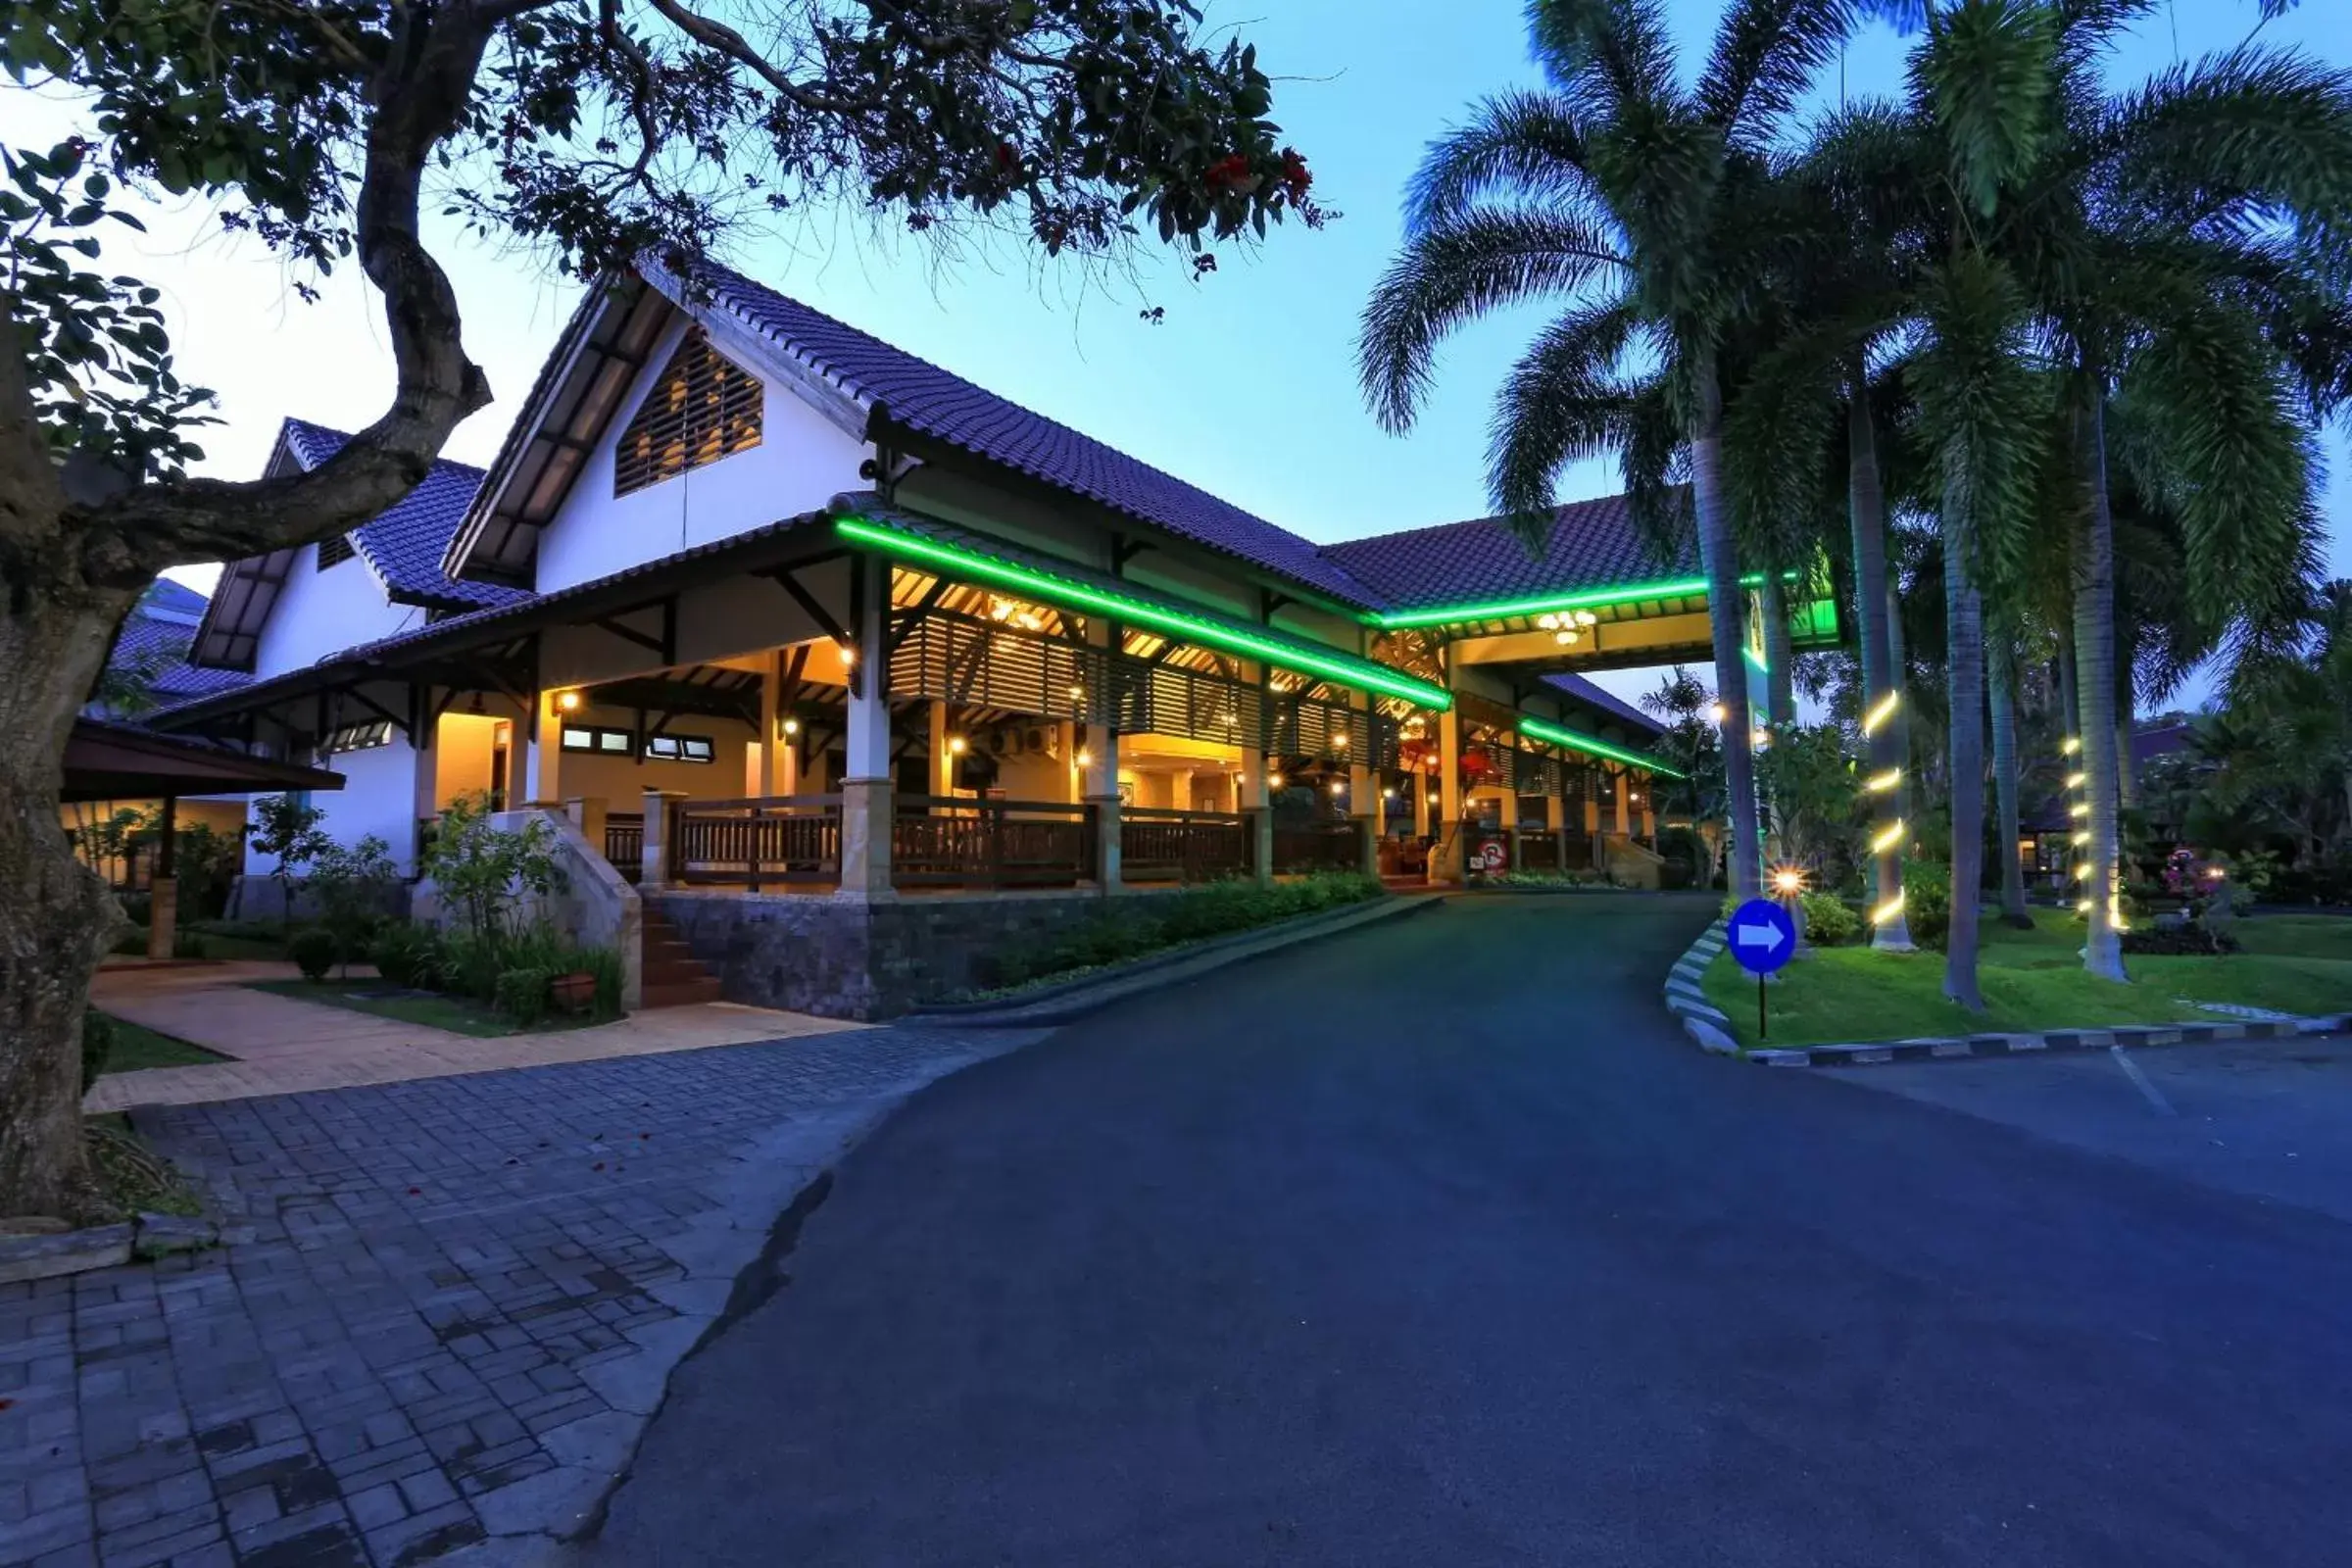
[2110,1044,2177,1116]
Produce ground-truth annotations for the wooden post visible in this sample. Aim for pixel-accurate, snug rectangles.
[639,788,688,889]
[146,796,178,960]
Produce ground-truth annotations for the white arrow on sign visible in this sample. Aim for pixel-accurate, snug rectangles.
[1733,920,1787,956]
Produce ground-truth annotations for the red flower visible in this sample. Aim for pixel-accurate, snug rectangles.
[1279,147,1311,196]
[1205,153,1253,191]
[995,142,1017,172]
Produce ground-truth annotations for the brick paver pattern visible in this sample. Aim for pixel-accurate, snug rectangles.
[1,1026,1020,1568]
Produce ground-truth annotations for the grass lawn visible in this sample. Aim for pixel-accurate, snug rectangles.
[94,1012,225,1073]
[1701,907,2352,1050]
[246,978,597,1038]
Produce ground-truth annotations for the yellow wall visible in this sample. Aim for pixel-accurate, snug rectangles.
[546,701,753,807]
[433,712,504,808]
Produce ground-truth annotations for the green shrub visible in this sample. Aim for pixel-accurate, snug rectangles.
[969,872,1380,995]
[289,928,337,981]
[493,967,553,1026]
[172,931,208,960]
[1798,892,1861,947]
[566,946,626,1021]
[1902,860,1951,950]
[111,928,147,956]
[369,923,440,988]
[81,1010,116,1093]
[441,930,505,1004]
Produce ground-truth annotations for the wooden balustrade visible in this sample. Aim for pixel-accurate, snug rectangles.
[1120,807,1248,884]
[1270,819,1363,875]
[891,797,1093,890]
[673,796,842,890]
[604,812,644,881]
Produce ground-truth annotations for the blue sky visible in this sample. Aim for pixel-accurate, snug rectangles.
[6,0,2344,710]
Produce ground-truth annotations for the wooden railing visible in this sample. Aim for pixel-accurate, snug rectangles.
[893,797,1092,890]
[1270,819,1363,875]
[674,796,842,890]
[1121,808,1247,884]
[1518,828,1559,867]
[604,812,644,881]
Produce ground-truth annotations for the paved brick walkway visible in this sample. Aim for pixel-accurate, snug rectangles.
[2,1025,1036,1568]
[87,963,861,1112]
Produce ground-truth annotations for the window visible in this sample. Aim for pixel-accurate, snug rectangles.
[560,725,637,755]
[316,533,355,570]
[612,328,763,497]
[644,733,715,763]
[319,719,392,756]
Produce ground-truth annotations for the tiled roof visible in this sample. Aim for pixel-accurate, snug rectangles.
[140,578,208,620]
[281,420,527,610]
[91,585,253,717]
[1544,673,1664,737]
[1319,493,1691,613]
[685,262,1388,611]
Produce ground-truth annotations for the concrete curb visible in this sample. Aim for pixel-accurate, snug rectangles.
[904,894,1447,1028]
[1656,917,2352,1066]
[1659,917,1739,1054]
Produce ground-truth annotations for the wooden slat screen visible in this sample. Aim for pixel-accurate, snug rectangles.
[890,612,1107,721]
[1264,693,1368,762]
[1111,657,1263,749]
[613,328,763,497]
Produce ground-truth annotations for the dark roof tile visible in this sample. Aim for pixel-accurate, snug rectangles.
[1320,494,1692,613]
[687,263,1388,610]
[282,420,528,610]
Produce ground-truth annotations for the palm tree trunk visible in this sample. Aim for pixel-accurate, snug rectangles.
[1847,373,1912,949]
[1944,556,1987,1009]
[1691,354,1763,900]
[1759,570,1794,728]
[1989,639,2030,926]
[1886,571,1913,822]
[2115,660,2137,811]
[2055,620,2078,741]
[2072,393,2130,982]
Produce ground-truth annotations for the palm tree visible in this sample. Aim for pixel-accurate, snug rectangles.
[1357,0,1857,902]
[1872,0,2352,987]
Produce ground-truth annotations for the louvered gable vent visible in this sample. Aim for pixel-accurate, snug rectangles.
[612,328,763,497]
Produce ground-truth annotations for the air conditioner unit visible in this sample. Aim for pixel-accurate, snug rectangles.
[985,728,1015,758]
[1024,725,1056,760]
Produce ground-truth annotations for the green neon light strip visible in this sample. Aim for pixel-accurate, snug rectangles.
[1516,714,1686,778]
[837,517,1453,711]
[1375,569,1800,630]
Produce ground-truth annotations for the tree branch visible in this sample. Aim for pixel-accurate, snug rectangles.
[68,2,504,584]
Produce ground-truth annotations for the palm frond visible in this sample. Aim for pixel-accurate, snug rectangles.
[1357,207,1628,433]
[1697,0,1859,149]
[1406,90,1608,234]
[1622,375,1695,562]
[1527,0,1683,126]
[1911,248,2049,592]
[1912,0,2059,219]
[1488,296,1649,549]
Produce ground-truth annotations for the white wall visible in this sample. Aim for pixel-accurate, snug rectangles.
[246,735,425,875]
[531,316,873,594]
[252,542,418,679]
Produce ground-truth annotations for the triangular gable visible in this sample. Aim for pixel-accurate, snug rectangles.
[612,328,764,497]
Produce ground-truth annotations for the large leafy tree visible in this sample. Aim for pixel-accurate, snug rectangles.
[0,0,1323,1219]
[1355,0,1861,902]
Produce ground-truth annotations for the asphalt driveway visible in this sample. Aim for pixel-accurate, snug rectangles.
[581,892,2352,1568]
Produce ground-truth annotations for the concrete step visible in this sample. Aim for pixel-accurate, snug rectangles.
[640,976,724,1008]
[642,957,712,985]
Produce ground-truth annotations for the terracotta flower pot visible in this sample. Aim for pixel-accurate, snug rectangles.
[549,971,597,1013]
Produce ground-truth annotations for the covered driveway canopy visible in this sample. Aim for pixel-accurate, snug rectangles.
[64,717,344,804]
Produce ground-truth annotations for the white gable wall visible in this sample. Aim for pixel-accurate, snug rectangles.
[252,542,420,680]
[531,316,873,595]
[243,737,425,877]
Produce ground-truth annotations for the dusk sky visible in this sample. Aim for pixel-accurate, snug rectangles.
[5,0,2343,711]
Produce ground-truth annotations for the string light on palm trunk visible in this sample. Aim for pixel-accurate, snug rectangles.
[1854,691,1907,924]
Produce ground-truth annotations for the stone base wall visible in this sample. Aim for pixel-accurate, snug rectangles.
[650,887,1164,1019]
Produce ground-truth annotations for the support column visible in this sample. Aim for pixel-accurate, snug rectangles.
[1239,695,1272,886]
[145,796,178,960]
[1056,720,1078,803]
[1412,760,1431,839]
[524,690,564,806]
[565,797,609,861]
[1498,769,1522,870]
[839,553,895,897]
[1546,789,1568,872]
[754,655,781,797]
[1084,723,1122,889]
[930,701,956,799]
[778,714,802,796]
[1430,700,1464,884]
[1614,765,1633,836]
[503,717,532,815]
[639,788,689,889]
[1348,695,1377,877]
[410,725,439,875]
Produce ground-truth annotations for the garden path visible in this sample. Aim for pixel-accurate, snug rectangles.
[86,962,858,1112]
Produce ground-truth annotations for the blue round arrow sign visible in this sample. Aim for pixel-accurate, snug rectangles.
[1726,899,1797,976]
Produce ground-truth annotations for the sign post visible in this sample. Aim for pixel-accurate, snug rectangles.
[1726,898,1797,1039]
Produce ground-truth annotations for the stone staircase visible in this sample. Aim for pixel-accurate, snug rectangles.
[640,908,723,1008]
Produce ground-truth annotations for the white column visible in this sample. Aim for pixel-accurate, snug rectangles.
[1055,720,1078,804]
[930,701,956,799]
[1238,666,1271,884]
[754,654,781,797]
[524,690,564,806]
[841,553,894,895]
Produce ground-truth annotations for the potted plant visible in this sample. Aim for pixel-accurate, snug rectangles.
[549,970,598,1013]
